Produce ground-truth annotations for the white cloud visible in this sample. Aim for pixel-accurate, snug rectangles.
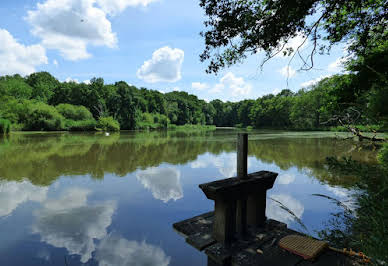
[53,59,58,66]
[0,180,48,217]
[26,0,118,61]
[136,167,183,203]
[96,234,170,266]
[328,57,347,73]
[275,33,308,58]
[32,188,116,263]
[300,75,331,88]
[0,29,48,76]
[277,173,295,185]
[65,77,79,83]
[137,46,184,83]
[97,0,159,15]
[209,72,252,100]
[83,79,91,84]
[279,66,296,78]
[272,88,281,95]
[191,82,209,91]
[267,194,304,225]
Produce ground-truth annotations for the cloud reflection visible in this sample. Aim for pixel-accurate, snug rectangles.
[0,180,48,217]
[136,167,183,203]
[32,188,116,263]
[267,194,304,225]
[191,153,258,178]
[277,173,296,185]
[96,234,170,266]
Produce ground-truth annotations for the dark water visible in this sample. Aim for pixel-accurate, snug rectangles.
[0,130,378,266]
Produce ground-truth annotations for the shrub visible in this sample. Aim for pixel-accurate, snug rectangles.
[378,143,388,166]
[66,119,97,131]
[137,113,169,130]
[25,102,65,131]
[0,119,11,134]
[97,117,120,131]
[56,104,93,121]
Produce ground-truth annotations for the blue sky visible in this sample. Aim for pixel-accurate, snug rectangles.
[0,0,347,102]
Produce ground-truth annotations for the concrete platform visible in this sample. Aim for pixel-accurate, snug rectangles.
[173,212,362,266]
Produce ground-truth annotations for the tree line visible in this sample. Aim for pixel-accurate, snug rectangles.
[0,39,387,132]
[0,71,386,132]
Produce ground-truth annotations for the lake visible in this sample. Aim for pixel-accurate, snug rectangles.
[0,130,378,266]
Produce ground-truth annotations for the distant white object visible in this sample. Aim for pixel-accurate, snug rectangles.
[105,132,110,136]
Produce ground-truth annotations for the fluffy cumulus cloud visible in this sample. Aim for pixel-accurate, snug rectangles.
[32,188,116,263]
[279,66,296,78]
[267,194,304,225]
[191,82,209,91]
[97,0,159,15]
[96,234,170,266]
[0,180,48,217]
[26,0,118,61]
[202,72,252,101]
[137,46,184,83]
[300,75,331,88]
[0,29,48,75]
[136,167,183,203]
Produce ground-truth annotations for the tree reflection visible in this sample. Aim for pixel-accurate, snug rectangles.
[0,131,378,188]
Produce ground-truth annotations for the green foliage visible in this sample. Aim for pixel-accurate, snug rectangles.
[137,112,169,130]
[97,117,120,132]
[377,143,388,166]
[0,119,11,134]
[0,75,33,99]
[0,67,386,132]
[318,155,388,262]
[66,119,97,131]
[169,124,216,131]
[25,102,66,131]
[26,72,59,102]
[56,104,93,121]
[199,0,386,74]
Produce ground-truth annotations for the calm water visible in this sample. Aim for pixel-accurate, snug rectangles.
[0,130,378,266]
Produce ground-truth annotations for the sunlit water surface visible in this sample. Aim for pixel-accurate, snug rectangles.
[0,130,378,266]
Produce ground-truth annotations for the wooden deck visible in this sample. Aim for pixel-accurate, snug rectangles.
[173,211,362,266]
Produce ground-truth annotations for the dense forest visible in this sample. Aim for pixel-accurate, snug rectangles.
[0,39,387,132]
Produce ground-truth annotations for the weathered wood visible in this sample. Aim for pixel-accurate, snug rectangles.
[214,199,237,245]
[237,133,248,179]
[173,212,361,266]
[199,171,277,245]
[199,171,278,200]
[236,199,247,236]
[247,190,267,227]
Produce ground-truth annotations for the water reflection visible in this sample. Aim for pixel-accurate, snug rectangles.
[267,194,305,225]
[0,130,381,266]
[136,167,183,203]
[96,234,170,266]
[0,131,378,188]
[0,180,48,217]
[32,188,116,263]
[276,173,296,185]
